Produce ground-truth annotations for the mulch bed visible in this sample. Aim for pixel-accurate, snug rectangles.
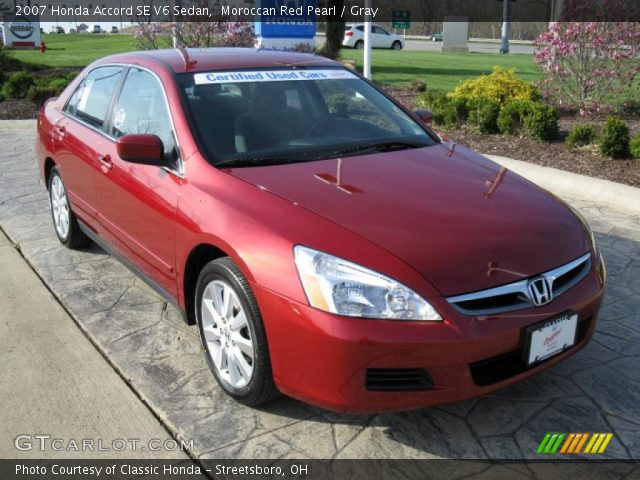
[384,86,640,188]
[0,99,38,120]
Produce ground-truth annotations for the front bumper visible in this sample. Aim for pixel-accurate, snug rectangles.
[254,257,605,414]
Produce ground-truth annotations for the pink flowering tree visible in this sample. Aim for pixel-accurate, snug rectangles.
[133,17,254,50]
[533,22,640,115]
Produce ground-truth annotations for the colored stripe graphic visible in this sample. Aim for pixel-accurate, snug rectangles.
[585,433,614,454]
[538,433,613,454]
[574,433,589,453]
[537,433,551,454]
[560,433,575,453]
[537,433,565,454]
[584,433,598,453]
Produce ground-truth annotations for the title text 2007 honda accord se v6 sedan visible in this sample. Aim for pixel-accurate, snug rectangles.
[37,48,605,413]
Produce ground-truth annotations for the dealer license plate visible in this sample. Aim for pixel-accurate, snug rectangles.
[525,313,578,366]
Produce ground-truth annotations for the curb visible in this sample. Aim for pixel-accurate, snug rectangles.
[486,154,640,216]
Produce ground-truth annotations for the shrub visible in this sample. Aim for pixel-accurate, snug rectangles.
[449,67,540,107]
[433,102,459,129]
[0,92,4,103]
[497,99,535,135]
[417,92,467,129]
[0,46,13,72]
[467,97,500,134]
[3,71,36,99]
[599,116,631,158]
[630,132,640,159]
[27,85,60,106]
[411,79,427,93]
[285,42,316,53]
[416,90,447,110]
[47,77,69,92]
[566,124,598,148]
[524,104,559,141]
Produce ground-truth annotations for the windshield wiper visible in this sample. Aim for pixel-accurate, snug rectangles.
[215,156,306,168]
[318,140,428,160]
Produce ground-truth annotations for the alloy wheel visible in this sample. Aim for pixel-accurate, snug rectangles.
[50,175,70,240]
[201,280,255,389]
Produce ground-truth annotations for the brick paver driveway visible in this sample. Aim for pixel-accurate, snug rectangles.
[1,120,639,462]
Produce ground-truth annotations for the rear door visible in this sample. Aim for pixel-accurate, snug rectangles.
[52,66,124,226]
[93,66,182,296]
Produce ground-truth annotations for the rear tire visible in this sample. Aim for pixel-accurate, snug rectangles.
[195,257,279,406]
[48,167,91,249]
[355,40,364,50]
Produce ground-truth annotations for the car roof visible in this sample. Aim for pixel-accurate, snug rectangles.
[95,48,339,74]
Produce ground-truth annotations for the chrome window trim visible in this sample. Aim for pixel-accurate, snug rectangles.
[61,62,184,179]
[447,252,592,315]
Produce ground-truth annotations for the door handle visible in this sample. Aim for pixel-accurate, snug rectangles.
[98,154,113,172]
[54,126,66,138]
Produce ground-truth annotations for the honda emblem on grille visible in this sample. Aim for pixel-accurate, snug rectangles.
[528,277,553,306]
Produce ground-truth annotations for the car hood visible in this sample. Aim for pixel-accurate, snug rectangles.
[227,143,589,296]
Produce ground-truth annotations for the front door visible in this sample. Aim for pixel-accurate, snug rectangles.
[93,67,182,296]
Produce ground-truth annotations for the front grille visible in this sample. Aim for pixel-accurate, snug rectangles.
[447,253,592,316]
[365,369,434,391]
[469,316,592,386]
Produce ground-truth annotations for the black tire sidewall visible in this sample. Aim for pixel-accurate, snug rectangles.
[195,260,267,400]
[355,40,364,49]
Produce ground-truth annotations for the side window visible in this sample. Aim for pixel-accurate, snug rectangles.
[373,26,388,35]
[284,88,302,110]
[111,68,178,163]
[73,66,123,129]
[64,82,83,115]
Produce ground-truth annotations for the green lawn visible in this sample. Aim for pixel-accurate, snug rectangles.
[13,34,539,91]
[12,33,136,67]
[341,49,538,90]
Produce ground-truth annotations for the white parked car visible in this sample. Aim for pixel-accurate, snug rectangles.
[342,23,404,50]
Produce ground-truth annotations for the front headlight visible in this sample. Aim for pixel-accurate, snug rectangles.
[294,246,442,321]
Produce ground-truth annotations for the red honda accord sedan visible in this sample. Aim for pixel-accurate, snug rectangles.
[37,48,605,413]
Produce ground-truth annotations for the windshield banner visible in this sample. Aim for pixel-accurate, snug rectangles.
[194,69,358,85]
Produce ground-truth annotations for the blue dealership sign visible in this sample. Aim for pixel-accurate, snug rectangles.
[254,0,317,39]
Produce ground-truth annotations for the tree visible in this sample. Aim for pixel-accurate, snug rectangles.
[533,21,640,115]
[319,0,345,60]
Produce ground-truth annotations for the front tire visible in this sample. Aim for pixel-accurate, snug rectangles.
[48,167,90,249]
[196,258,279,406]
[391,41,402,50]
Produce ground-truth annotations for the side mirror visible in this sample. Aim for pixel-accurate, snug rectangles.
[116,134,165,166]
[414,109,433,126]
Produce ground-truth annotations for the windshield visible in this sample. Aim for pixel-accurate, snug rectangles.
[178,67,438,167]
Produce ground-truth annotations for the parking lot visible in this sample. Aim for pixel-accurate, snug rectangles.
[1,120,639,464]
